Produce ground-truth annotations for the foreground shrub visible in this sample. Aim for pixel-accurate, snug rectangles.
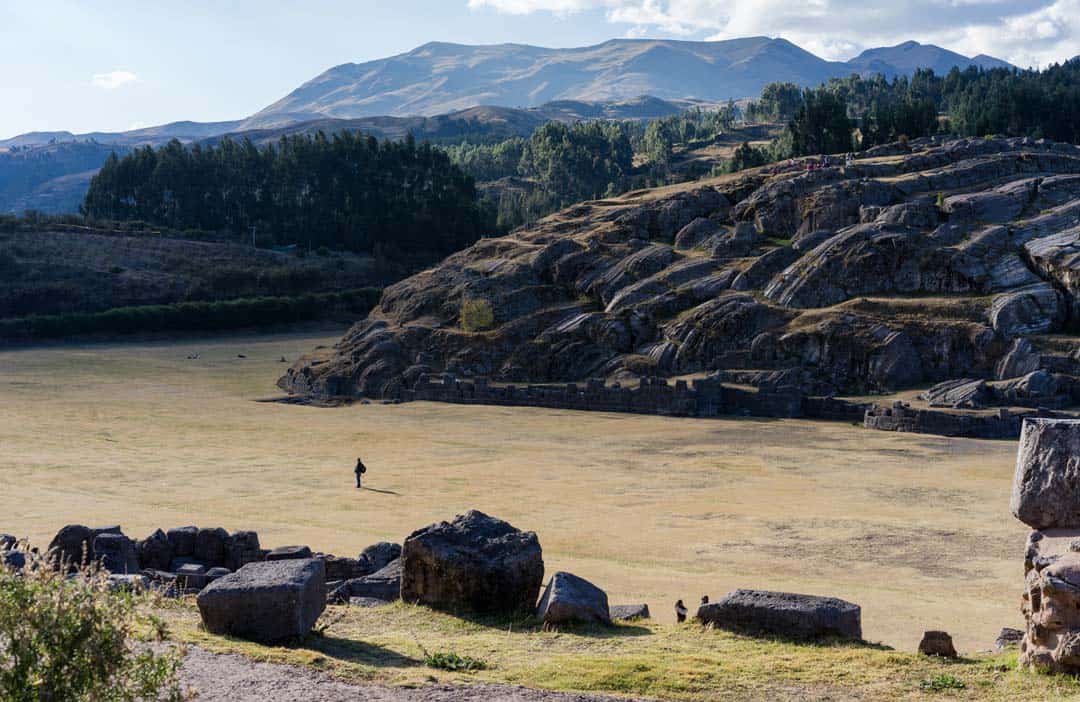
[0,548,184,701]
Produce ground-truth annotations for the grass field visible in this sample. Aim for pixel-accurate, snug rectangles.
[0,332,1029,663]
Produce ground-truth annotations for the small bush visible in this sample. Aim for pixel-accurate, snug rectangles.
[0,548,185,701]
[424,651,488,672]
[919,673,965,691]
[460,297,495,332]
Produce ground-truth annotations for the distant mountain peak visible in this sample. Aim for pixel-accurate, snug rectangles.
[254,37,1012,122]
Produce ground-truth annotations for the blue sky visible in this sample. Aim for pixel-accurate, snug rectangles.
[4,0,1079,140]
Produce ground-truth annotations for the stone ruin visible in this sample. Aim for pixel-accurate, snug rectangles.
[1013,418,1080,672]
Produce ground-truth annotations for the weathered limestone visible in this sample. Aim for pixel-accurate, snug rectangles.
[400,511,544,615]
[1021,550,1080,672]
[197,559,326,644]
[1012,419,1080,530]
[536,572,611,626]
[696,589,862,641]
[92,532,140,574]
[47,524,121,570]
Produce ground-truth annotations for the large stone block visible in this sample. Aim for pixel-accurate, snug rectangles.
[1012,418,1080,529]
[697,589,861,641]
[138,529,174,571]
[1021,550,1080,672]
[536,571,611,626]
[196,558,326,644]
[194,527,229,566]
[334,559,402,603]
[47,524,121,570]
[401,510,543,615]
[167,526,198,557]
[93,532,140,574]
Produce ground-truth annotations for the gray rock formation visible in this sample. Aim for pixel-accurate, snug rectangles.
[400,510,544,615]
[1012,419,1080,529]
[167,526,198,558]
[696,589,861,641]
[1021,550,1080,672]
[280,137,1080,408]
[197,559,326,644]
[536,572,611,626]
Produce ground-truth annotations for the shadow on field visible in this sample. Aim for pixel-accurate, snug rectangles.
[311,635,422,667]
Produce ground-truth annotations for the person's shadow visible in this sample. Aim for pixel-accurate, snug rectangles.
[362,487,401,496]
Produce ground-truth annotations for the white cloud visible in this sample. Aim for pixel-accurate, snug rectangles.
[467,0,1080,66]
[91,70,138,90]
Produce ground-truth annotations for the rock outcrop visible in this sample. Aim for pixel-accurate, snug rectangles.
[696,589,862,641]
[279,137,1080,420]
[400,511,544,615]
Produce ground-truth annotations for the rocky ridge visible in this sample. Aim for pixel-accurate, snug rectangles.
[281,136,1080,417]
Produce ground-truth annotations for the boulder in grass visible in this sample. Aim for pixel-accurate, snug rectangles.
[93,532,141,574]
[196,558,326,644]
[1011,418,1080,529]
[0,534,16,550]
[610,604,651,621]
[266,545,313,561]
[697,589,862,641]
[401,510,544,615]
[48,524,121,570]
[536,571,611,626]
[918,630,958,658]
[995,627,1024,651]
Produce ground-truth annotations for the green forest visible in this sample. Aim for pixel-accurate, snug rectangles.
[82,132,490,267]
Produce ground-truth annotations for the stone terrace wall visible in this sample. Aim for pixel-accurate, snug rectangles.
[403,374,869,423]
[864,401,1063,439]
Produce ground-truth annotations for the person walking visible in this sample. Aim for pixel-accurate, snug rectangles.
[354,457,367,489]
[675,599,688,623]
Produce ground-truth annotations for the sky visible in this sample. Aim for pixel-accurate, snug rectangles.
[3,0,1079,140]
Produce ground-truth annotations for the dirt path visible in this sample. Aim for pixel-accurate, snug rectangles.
[179,646,658,702]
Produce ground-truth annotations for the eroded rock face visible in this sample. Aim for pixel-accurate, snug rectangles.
[1012,418,1080,530]
[280,137,1080,401]
[400,510,543,615]
[1022,551,1080,672]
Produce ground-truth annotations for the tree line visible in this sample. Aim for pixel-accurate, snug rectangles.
[82,132,491,267]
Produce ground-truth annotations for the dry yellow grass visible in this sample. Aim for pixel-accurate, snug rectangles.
[0,332,1028,659]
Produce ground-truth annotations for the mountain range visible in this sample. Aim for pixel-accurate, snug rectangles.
[253,38,1012,122]
[0,37,1013,214]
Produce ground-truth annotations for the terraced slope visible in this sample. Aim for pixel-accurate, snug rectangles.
[281,137,1080,408]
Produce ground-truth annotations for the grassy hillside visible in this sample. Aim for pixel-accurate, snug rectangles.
[0,227,395,339]
[161,601,1080,701]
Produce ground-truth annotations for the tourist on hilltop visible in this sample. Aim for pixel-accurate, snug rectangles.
[675,599,688,623]
[354,457,367,489]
